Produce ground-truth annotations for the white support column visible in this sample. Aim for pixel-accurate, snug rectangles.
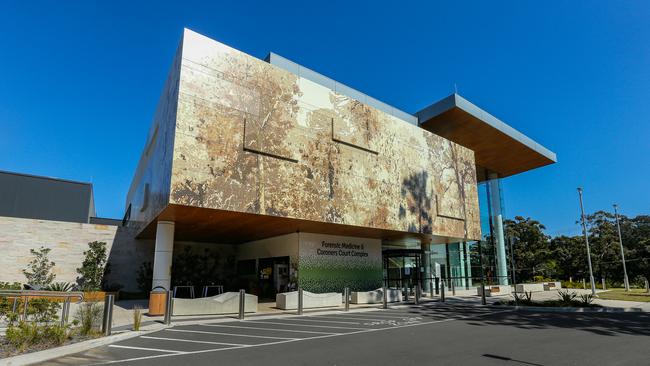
[488,173,509,286]
[152,221,175,291]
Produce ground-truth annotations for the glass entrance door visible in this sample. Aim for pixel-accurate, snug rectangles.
[383,249,422,299]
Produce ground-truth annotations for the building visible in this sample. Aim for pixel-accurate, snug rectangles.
[0,29,555,298]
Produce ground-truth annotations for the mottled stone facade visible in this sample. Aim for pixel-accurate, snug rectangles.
[168,30,480,241]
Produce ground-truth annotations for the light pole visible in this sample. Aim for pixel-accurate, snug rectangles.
[613,204,630,291]
[577,188,597,296]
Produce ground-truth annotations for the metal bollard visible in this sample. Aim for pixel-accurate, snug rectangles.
[102,294,115,336]
[238,289,245,320]
[382,286,388,309]
[645,279,649,293]
[12,297,18,313]
[435,278,439,295]
[23,296,28,321]
[60,299,71,327]
[582,278,586,289]
[441,281,446,302]
[298,288,304,315]
[404,286,408,302]
[164,290,173,325]
[601,278,606,290]
[414,286,420,305]
[430,280,434,298]
[451,279,456,296]
[344,287,350,311]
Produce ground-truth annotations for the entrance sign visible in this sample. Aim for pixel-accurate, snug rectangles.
[299,233,382,292]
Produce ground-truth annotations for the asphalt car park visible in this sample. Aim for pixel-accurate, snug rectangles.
[44,302,650,366]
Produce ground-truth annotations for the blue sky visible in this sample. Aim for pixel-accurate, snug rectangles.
[1,1,648,236]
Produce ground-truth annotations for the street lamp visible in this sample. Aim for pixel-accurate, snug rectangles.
[613,204,630,291]
[577,188,597,296]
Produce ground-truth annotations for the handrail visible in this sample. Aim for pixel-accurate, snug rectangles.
[0,290,85,302]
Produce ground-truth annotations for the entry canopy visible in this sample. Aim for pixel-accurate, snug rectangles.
[416,94,557,178]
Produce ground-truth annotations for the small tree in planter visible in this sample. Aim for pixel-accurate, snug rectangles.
[23,247,56,287]
[76,242,111,297]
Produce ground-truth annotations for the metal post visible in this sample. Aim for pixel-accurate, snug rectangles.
[23,295,28,320]
[435,277,439,295]
[508,235,517,288]
[382,286,388,309]
[60,299,70,327]
[164,290,173,325]
[430,279,434,298]
[414,285,420,305]
[451,279,456,296]
[404,285,408,302]
[440,280,445,302]
[601,277,606,290]
[297,288,303,315]
[645,279,649,293]
[12,297,18,313]
[102,294,115,336]
[344,287,350,311]
[238,289,245,320]
[582,278,586,290]
[477,240,487,305]
[578,187,597,296]
[613,204,630,291]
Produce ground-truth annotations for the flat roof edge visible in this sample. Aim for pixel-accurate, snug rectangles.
[416,94,557,163]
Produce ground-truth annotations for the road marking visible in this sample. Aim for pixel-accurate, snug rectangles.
[108,344,185,354]
[165,328,298,340]
[289,317,362,325]
[243,320,366,331]
[201,324,339,335]
[141,336,248,347]
[307,315,392,322]
[91,309,514,364]
[333,314,421,321]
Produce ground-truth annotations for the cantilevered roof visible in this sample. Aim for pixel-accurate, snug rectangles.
[416,94,557,178]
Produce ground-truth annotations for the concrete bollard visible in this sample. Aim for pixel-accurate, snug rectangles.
[102,294,115,336]
[298,288,304,315]
[238,289,245,320]
[163,290,173,325]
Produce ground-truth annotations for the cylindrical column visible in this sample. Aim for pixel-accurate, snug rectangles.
[102,294,115,336]
[239,289,245,320]
[441,280,445,302]
[60,299,70,327]
[298,288,303,315]
[488,173,508,286]
[152,221,175,291]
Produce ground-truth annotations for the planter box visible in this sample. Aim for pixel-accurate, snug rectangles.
[477,285,512,297]
[83,291,119,302]
[276,291,342,310]
[515,283,545,293]
[351,288,402,304]
[543,282,562,291]
[172,292,258,316]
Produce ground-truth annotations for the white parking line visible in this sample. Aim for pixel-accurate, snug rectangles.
[340,312,420,319]
[201,324,339,335]
[165,328,298,340]
[290,317,362,325]
[244,320,366,331]
[93,309,513,364]
[306,315,391,322]
[141,336,248,347]
[108,344,186,354]
[321,314,417,322]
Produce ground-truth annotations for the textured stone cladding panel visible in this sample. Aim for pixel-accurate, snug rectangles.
[0,216,153,291]
[170,30,481,240]
[124,42,182,233]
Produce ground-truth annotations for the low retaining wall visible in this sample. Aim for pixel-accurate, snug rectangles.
[515,283,545,293]
[276,291,342,310]
[351,288,402,304]
[477,285,512,297]
[172,292,258,315]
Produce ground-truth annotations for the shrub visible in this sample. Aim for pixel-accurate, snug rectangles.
[0,281,22,290]
[22,247,56,287]
[5,321,72,353]
[45,282,75,292]
[74,302,103,336]
[579,293,595,305]
[133,306,143,331]
[557,289,577,305]
[136,261,153,293]
[76,241,110,291]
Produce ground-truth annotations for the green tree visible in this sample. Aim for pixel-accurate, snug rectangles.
[504,216,551,282]
[22,247,56,286]
[76,241,110,291]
